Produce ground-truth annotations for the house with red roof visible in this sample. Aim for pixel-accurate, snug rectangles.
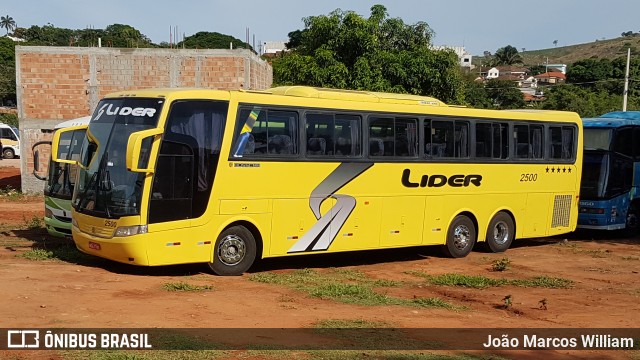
[534,71,566,85]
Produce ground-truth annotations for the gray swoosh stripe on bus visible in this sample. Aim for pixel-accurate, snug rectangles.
[288,162,373,253]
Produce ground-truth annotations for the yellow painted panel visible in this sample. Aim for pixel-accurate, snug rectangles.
[380,196,425,247]
[330,196,382,251]
[219,199,270,215]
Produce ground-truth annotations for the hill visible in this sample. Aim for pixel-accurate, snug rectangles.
[520,36,640,65]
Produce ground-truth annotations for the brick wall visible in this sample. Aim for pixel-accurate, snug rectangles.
[16,47,272,193]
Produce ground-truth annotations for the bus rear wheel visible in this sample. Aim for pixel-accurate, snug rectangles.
[208,225,256,276]
[483,212,515,253]
[3,148,14,159]
[625,207,639,236]
[441,215,476,258]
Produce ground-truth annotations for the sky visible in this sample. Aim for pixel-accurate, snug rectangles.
[3,0,639,56]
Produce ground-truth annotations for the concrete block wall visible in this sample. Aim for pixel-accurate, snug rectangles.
[16,46,272,193]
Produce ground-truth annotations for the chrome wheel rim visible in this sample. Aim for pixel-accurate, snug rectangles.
[492,221,510,245]
[218,235,246,266]
[453,225,471,250]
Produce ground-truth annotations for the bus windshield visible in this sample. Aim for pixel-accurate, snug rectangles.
[581,151,634,200]
[583,128,612,151]
[72,98,163,218]
[580,152,608,199]
[46,128,85,200]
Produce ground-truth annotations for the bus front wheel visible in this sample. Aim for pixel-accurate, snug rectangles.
[442,215,476,258]
[483,212,515,253]
[208,225,257,276]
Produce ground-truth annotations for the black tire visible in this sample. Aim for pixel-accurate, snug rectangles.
[3,148,14,159]
[208,225,257,276]
[624,206,639,237]
[483,212,515,253]
[441,215,476,258]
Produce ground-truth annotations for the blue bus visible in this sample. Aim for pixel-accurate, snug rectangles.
[578,111,640,231]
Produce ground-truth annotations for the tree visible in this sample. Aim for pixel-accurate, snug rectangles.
[104,24,152,48]
[179,31,250,51]
[553,40,558,47]
[0,15,16,35]
[462,74,492,108]
[622,31,634,37]
[493,45,523,66]
[527,65,547,76]
[273,5,464,104]
[484,79,526,109]
[285,29,305,49]
[0,37,15,105]
[566,58,614,88]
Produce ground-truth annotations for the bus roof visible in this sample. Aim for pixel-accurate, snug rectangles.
[102,86,580,123]
[582,111,640,128]
[104,86,447,107]
[54,116,91,129]
[264,86,447,107]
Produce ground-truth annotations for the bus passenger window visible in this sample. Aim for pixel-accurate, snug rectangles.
[514,125,530,158]
[476,123,492,158]
[530,125,543,159]
[335,114,361,157]
[369,118,394,157]
[430,120,454,158]
[236,108,298,156]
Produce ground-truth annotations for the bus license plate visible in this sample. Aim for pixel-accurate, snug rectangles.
[88,242,101,250]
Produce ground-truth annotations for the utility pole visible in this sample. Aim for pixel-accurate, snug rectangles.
[623,48,631,111]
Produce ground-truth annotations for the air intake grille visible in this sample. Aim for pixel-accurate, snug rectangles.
[552,195,572,228]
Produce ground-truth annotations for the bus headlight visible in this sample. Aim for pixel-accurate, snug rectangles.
[114,225,148,237]
[45,208,53,219]
[72,218,78,228]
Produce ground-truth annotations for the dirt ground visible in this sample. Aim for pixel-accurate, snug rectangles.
[0,164,639,360]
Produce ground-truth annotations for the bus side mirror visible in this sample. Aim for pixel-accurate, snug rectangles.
[52,126,85,165]
[31,140,52,181]
[126,128,163,173]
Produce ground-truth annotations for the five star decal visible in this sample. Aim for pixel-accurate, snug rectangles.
[545,166,572,174]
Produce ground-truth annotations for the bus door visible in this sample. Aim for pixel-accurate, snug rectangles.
[143,100,228,264]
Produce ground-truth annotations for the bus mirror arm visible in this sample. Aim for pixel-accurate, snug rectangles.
[126,128,163,173]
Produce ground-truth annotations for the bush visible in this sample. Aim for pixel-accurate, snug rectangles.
[0,112,18,127]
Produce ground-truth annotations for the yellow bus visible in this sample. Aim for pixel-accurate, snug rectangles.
[57,86,582,276]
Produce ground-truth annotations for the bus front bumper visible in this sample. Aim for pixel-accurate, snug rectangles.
[44,215,72,238]
[72,225,150,266]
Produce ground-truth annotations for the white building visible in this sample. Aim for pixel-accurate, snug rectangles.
[262,41,287,56]
[432,46,473,68]
[546,64,567,74]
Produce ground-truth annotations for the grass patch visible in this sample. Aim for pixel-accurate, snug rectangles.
[250,268,463,310]
[622,256,640,261]
[310,283,399,306]
[511,276,573,288]
[407,272,573,289]
[162,282,213,292]
[491,257,510,272]
[16,241,91,263]
[66,349,225,360]
[304,352,510,360]
[315,319,392,329]
[410,297,467,310]
[22,214,44,230]
[20,248,54,261]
